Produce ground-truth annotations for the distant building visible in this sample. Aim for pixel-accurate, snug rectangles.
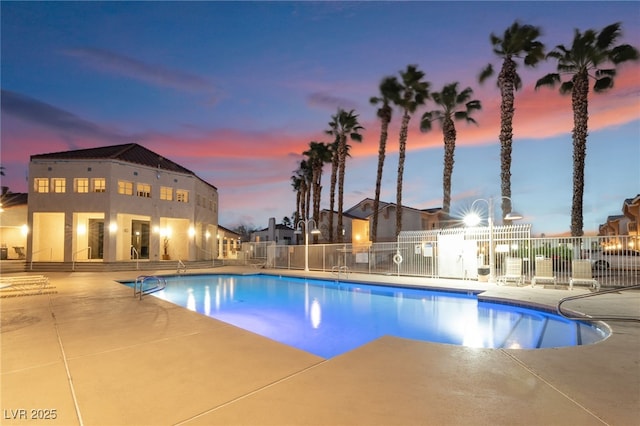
[27,143,219,263]
[316,198,449,243]
[217,225,242,259]
[0,188,28,260]
[251,217,296,245]
[599,194,640,249]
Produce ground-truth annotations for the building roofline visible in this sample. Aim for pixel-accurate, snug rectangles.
[31,143,217,190]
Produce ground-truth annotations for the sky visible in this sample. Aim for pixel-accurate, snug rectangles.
[1,1,639,236]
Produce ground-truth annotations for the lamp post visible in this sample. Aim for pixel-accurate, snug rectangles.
[464,196,522,282]
[295,219,321,272]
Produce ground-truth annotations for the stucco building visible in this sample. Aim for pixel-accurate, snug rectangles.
[316,198,449,243]
[599,194,640,249]
[27,143,219,264]
[0,188,28,260]
[251,217,296,245]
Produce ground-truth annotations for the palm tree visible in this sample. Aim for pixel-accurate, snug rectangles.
[394,65,430,237]
[479,21,545,221]
[327,137,339,242]
[420,82,481,214]
[536,22,638,236]
[301,160,312,221]
[326,109,364,243]
[303,141,332,232]
[290,173,303,226]
[369,76,401,242]
[291,160,311,223]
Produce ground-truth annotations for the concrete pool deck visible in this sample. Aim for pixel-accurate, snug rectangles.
[1,267,638,425]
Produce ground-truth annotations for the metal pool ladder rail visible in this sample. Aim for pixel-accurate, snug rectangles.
[332,265,350,279]
[133,275,167,300]
[557,284,640,322]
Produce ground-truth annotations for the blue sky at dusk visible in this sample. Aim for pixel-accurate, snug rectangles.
[1,1,639,236]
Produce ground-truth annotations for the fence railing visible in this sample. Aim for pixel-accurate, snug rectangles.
[242,233,640,288]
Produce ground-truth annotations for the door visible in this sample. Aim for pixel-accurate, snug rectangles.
[88,219,104,259]
[131,220,150,259]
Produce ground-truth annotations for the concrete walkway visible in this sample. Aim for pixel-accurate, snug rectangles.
[1,267,639,425]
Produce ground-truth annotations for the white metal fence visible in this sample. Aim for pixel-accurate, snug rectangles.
[242,229,640,288]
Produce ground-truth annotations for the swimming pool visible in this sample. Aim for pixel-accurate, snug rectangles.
[126,274,608,358]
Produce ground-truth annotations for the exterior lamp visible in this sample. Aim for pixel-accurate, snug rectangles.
[295,219,320,272]
[464,196,522,283]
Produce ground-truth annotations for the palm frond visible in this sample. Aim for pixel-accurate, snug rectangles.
[419,111,434,132]
[593,76,614,92]
[466,100,482,111]
[595,68,616,78]
[610,44,640,64]
[559,81,573,95]
[535,73,560,90]
[514,73,523,91]
[596,22,621,50]
[478,64,494,83]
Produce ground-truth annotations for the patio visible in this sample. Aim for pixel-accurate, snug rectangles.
[1,267,638,425]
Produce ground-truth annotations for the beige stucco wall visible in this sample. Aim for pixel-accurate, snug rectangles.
[0,204,28,260]
[27,158,218,263]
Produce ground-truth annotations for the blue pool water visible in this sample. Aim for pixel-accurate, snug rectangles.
[125,274,608,358]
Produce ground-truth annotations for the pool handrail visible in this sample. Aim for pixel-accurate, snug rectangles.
[557,284,640,322]
[133,275,167,300]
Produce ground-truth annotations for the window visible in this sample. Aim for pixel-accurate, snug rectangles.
[75,178,89,193]
[136,183,151,198]
[196,194,201,206]
[160,186,173,201]
[52,178,66,193]
[118,180,133,195]
[34,178,49,193]
[176,189,189,203]
[92,178,106,193]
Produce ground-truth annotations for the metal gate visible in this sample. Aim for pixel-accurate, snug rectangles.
[397,225,532,278]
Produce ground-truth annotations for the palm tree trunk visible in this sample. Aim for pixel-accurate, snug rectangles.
[305,180,311,221]
[295,190,301,225]
[571,72,589,237]
[442,117,457,214]
[498,57,516,221]
[313,167,322,243]
[396,111,411,237]
[329,151,338,242]
[337,134,347,243]
[313,167,321,223]
[372,109,391,243]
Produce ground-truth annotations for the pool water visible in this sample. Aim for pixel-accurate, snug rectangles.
[127,274,608,358]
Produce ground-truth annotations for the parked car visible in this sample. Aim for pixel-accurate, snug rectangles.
[584,249,640,271]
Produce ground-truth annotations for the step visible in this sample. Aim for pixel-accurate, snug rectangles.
[20,260,225,273]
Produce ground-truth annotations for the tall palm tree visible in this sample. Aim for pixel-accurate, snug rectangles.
[394,65,430,237]
[292,160,311,223]
[326,109,364,243]
[290,172,303,226]
[420,82,481,214]
[327,137,339,242]
[536,23,638,236]
[369,76,401,243]
[303,141,332,231]
[302,160,313,221]
[479,21,545,221]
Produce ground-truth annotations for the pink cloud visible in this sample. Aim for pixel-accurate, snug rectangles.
[63,47,215,94]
